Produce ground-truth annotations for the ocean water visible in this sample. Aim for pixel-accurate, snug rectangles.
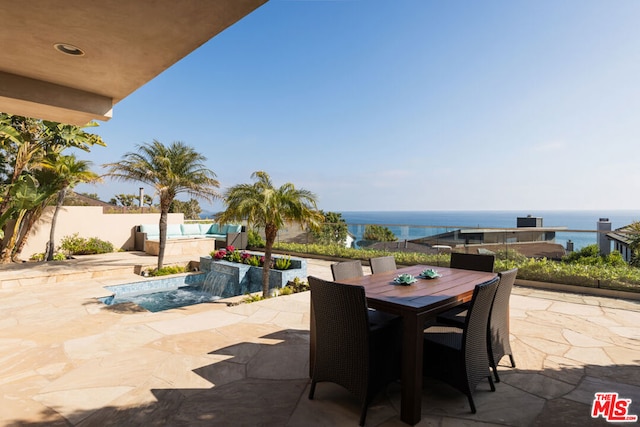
[339,210,640,251]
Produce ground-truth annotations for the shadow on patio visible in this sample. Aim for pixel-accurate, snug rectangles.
[6,328,639,427]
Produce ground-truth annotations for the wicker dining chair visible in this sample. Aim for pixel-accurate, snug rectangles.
[331,260,364,281]
[436,268,518,382]
[368,256,397,274]
[433,252,496,330]
[422,276,500,413]
[449,252,495,272]
[308,276,401,426]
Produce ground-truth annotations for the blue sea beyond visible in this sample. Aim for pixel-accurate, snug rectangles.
[339,210,640,251]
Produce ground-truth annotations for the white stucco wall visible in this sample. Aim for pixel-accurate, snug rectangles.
[21,206,184,258]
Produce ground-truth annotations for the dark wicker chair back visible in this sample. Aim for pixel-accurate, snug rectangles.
[369,256,397,274]
[450,252,495,272]
[434,268,518,382]
[308,276,400,426]
[423,276,500,413]
[488,268,518,380]
[462,277,500,397]
[331,260,364,281]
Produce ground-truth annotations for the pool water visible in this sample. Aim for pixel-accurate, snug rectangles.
[102,284,219,312]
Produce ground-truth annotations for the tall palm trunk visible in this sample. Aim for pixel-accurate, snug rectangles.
[13,205,44,262]
[262,224,278,298]
[0,210,27,263]
[157,207,169,270]
[46,187,67,261]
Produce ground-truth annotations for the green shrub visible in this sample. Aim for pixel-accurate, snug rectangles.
[147,264,188,276]
[286,277,309,293]
[60,233,114,255]
[29,252,66,261]
[605,251,627,267]
[247,229,265,248]
[278,286,294,296]
[363,225,397,242]
[562,244,627,267]
[494,248,528,263]
[243,293,265,303]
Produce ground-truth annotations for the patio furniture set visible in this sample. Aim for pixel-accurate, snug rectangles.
[308,253,518,426]
[134,222,247,256]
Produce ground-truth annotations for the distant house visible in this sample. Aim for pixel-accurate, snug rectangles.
[607,225,637,263]
[412,215,566,247]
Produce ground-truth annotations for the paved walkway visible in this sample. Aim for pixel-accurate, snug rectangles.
[1,252,639,426]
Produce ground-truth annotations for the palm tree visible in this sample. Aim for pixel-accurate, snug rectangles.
[0,113,105,260]
[104,140,220,269]
[41,154,101,261]
[217,171,323,298]
[0,175,51,263]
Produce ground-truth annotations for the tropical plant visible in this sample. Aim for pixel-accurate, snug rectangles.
[0,175,51,262]
[311,211,348,245]
[0,113,105,262]
[216,171,323,297]
[40,154,101,261]
[104,140,220,269]
[363,224,397,242]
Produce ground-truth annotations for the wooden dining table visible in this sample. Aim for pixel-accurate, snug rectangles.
[339,264,497,425]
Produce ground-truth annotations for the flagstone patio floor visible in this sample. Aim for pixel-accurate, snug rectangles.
[1,252,639,426]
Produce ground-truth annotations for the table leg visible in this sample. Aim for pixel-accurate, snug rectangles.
[400,312,424,425]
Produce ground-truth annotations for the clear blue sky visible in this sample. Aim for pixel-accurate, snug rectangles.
[76,0,640,213]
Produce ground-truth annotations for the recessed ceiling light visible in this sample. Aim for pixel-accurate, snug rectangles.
[54,43,85,56]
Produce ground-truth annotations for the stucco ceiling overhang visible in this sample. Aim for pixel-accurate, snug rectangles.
[0,0,268,125]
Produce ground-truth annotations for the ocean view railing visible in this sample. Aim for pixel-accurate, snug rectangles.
[270,222,640,295]
[275,223,618,253]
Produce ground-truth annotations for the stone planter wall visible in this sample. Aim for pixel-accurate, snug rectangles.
[199,255,307,298]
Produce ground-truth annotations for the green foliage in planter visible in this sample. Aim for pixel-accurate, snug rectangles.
[275,255,292,270]
[363,224,397,242]
[227,250,242,263]
[246,255,261,266]
[60,233,114,255]
[495,257,640,292]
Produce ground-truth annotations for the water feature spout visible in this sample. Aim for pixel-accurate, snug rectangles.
[202,271,238,299]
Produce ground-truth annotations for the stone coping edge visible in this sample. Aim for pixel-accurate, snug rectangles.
[516,279,640,301]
